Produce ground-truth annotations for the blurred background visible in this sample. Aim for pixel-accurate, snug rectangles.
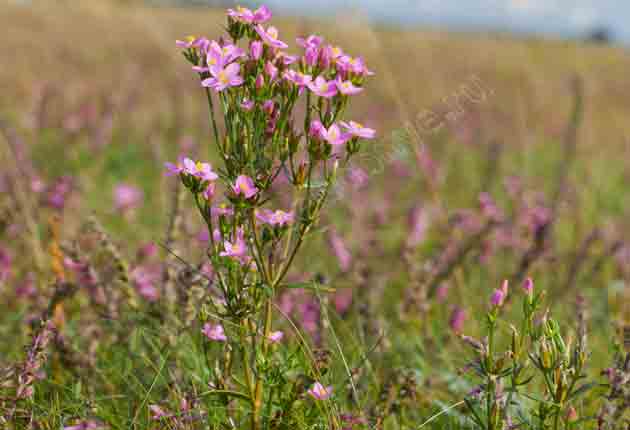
[1,0,630,426]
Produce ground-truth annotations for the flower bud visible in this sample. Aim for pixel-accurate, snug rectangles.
[250,40,263,60]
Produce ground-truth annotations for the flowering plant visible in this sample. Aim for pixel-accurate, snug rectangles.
[168,5,375,429]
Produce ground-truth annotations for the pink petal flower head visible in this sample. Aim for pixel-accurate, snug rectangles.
[0,246,12,282]
[252,5,273,23]
[202,63,244,91]
[335,78,363,96]
[194,161,219,182]
[149,404,172,420]
[250,40,263,60]
[202,323,227,342]
[283,70,312,91]
[241,98,255,111]
[113,183,143,212]
[490,280,509,307]
[220,227,249,262]
[267,330,284,343]
[296,34,323,49]
[522,277,534,295]
[340,121,376,139]
[164,155,186,176]
[307,382,333,400]
[202,182,216,200]
[309,119,325,139]
[276,51,299,65]
[264,61,278,81]
[227,5,255,23]
[337,55,374,76]
[307,76,337,98]
[262,99,276,116]
[218,43,245,64]
[232,175,258,199]
[255,25,288,49]
[256,209,294,226]
[63,420,106,430]
[321,123,351,146]
[212,204,234,218]
[176,35,207,49]
[303,46,319,67]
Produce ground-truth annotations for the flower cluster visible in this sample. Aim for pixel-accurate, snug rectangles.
[167,6,375,428]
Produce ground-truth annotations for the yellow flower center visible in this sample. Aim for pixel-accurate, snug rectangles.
[218,71,229,84]
[268,28,278,39]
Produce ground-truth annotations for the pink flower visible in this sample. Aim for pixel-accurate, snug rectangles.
[149,404,172,420]
[283,70,312,90]
[296,34,323,49]
[202,182,216,200]
[335,78,363,95]
[202,63,244,91]
[307,382,333,400]
[303,47,319,67]
[202,323,227,342]
[490,280,509,307]
[63,420,105,430]
[255,209,294,226]
[309,119,325,139]
[340,121,376,139]
[264,61,278,81]
[307,76,337,98]
[337,55,374,76]
[220,227,249,262]
[321,123,351,146]
[232,175,258,199]
[241,98,255,111]
[327,229,352,272]
[522,277,534,295]
[0,247,12,282]
[227,5,255,23]
[250,40,263,60]
[212,204,234,217]
[228,5,272,24]
[267,331,284,343]
[449,307,467,333]
[113,183,143,212]
[164,155,186,176]
[255,25,288,49]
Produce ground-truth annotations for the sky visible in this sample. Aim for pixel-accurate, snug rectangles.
[263,0,630,44]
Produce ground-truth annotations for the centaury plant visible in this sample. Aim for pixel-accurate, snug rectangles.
[164,5,375,429]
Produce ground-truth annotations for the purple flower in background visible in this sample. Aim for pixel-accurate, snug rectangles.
[131,265,161,302]
[202,323,227,342]
[340,121,376,139]
[267,331,284,343]
[114,183,143,212]
[327,229,352,272]
[45,176,73,209]
[255,25,288,49]
[308,382,333,400]
[449,307,467,333]
[202,63,244,91]
[346,167,369,189]
[228,5,271,24]
[0,247,11,282]
[308,76,337,98]
[16,273,37,298]
[522,277,534,295]
[232,175,258,199]
[137,242,158,260]
[63,420,105,430]
[406,204,429,248]
[334,288,353,315]
[202,182,216,200]
[490,280,509,307]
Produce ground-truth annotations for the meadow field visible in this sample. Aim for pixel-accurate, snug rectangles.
[0,2,629,429]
